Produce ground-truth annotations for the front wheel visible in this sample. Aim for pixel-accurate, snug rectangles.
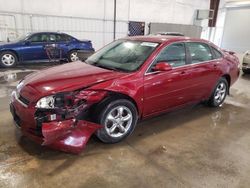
[208,77,228,107]
[0,51,17,68]
[96,99,138,143]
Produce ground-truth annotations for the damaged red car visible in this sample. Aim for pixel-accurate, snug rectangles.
[10,35,240,153]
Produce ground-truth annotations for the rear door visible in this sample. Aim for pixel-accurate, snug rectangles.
[184,42,221,100]
[143,42,198,116]
[54,34,72,59]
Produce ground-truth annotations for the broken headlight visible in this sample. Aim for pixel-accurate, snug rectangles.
[35,90,107,109]
[36,95,55,109]
[35,92,76,109]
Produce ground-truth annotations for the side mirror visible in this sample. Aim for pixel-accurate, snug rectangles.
[153,62,172,71]
[24,40,31,45]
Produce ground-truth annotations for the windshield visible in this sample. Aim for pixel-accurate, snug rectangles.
[11,33,31,42]
[86,40,159,72]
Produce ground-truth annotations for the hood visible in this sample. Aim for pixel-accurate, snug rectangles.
[20,62,125,101]
[0,41,21,48]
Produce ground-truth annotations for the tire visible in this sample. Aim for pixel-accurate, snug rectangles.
[95,99,138,143]
[68,50,79,62]
[242,69,250,74]
[0,51,18,68]
[208,77,228,107]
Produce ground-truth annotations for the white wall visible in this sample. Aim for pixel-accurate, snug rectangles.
[207,0,250,49]
[221,7,250,52]
[0,0,209,49]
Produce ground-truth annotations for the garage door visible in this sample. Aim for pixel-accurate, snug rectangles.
[221,7,250,52]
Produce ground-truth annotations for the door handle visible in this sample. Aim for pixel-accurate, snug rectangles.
[180,71,186,74]
[44,44,57,48]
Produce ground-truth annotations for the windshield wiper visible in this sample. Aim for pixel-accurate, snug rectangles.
[91,62,125,72]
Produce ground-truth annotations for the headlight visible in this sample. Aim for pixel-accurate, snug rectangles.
[35,90,107,109]
[35,93,75,109]
[16,80,24,92]
[36,95,55,109]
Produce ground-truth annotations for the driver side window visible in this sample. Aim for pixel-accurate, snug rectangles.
[154,43,186,69]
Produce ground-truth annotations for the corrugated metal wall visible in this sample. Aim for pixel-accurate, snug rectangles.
[0,14,17,42]
[0,12,128,49]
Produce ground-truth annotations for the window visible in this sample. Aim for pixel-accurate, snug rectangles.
[186,42,212,64]
[56,34,72,42]
[29,34,49,42]
[211,47,222,59]
[63,34,72,41]
[49,34,56,42]
[154,43,186,68]
[86,40,159,72]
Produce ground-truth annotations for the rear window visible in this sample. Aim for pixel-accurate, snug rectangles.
[186,42,213,64]
[211,47,223,59]
[56,34,72,42]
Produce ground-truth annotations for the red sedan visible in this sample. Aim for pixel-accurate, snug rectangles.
[10,35,240,153]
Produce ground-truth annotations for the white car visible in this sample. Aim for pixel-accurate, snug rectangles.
[242,51,250,73]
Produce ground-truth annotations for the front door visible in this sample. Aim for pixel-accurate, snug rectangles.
[143,42,195,116]
[21,33,49,62]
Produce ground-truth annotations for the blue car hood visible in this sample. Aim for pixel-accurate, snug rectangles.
[0,41,21,49]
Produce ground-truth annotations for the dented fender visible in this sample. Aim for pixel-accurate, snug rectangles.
[42,119,102,154]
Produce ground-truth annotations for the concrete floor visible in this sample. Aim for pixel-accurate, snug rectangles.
[1,62,250,188]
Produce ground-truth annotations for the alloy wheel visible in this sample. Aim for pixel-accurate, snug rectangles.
[104,106,133,138]
[214,82,226,104]
[70,52,79,62]
[1,54,15,66]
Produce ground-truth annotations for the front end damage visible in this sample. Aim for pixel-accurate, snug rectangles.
[32,90,107,154]
[42,119,101,154]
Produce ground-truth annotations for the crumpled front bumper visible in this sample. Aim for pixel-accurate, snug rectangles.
[42,119,102,154]
[10,91,102,154]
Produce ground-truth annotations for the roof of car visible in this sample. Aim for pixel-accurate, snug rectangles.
[29,31,68,35]
[123,35,207,44]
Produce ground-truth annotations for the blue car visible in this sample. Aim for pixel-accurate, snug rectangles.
[0,32,94,67]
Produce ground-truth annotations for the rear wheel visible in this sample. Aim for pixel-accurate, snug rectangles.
[95,99,138,143]
[208,77,228,107]
[0,51,17,68]
[68,50,79,62]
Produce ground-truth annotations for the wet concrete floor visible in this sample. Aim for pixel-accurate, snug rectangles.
[0,62,250,188]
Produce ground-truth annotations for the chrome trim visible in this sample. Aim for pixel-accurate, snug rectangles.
[144,40,223,76]
[145,59,222,76]
[145,71,161,75]
[13,91,28,108]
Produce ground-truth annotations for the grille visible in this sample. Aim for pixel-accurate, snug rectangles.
[19,94,30,106]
